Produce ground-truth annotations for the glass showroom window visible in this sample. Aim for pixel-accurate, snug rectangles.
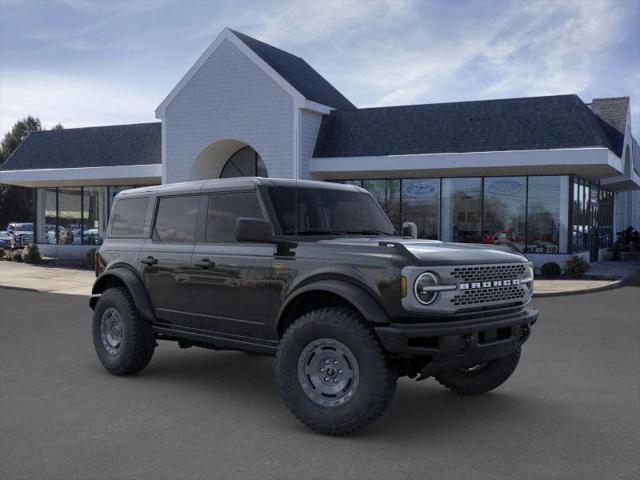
[483,177,526,251]
[35,188,58,244]
[526,176,569,254]
[83,187,108,245]
[57,188,82,245]
[362,180,401,231]
[402,179,440,239]
[441,178,482,243]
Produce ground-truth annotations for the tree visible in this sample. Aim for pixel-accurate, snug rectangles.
[0,116,63,229]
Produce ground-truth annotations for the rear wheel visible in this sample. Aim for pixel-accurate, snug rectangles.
[434,347,521,395]
[276,307,397,435]
[92,287,155,375]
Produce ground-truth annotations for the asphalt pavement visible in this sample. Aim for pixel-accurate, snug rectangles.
[1,285,638,480]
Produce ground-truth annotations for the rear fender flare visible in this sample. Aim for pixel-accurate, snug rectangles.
[90,266,155,322]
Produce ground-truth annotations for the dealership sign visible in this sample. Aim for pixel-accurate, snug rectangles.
[404,181,439,198]
[487,179,523,196]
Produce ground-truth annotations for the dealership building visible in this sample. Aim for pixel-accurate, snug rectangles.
[1,28,638,268]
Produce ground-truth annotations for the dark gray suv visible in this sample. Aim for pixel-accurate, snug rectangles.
[90,178,538,435]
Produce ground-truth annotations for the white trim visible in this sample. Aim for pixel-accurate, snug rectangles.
[155,28,308,118]
[0,164,162,187]
[302,99,333,114]
[311,147,628,182]
[293,104,300,179]
[161,121,167,184]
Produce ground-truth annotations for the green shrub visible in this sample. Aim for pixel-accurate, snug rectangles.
[564,256,589,278]
[11,249,24,262]
[84,248,97,269]
[21,243,42,264]
[540,261,561,278]
[0,248,5,260]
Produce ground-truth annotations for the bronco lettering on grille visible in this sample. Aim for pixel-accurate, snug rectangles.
[459,279,520,290]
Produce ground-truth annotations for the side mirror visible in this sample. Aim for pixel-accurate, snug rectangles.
[235,217,273,243]
[401,221,418,239]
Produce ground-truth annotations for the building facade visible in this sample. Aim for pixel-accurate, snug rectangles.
[1,28,638,268]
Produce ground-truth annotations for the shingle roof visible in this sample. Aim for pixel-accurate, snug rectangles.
[590,97,629,157]
[0,122,161,171]
[230,29,355,111]
[313,94,616,158]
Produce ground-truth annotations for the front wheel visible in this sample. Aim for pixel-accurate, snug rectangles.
[434,347,521,395]
[276,307,397,436]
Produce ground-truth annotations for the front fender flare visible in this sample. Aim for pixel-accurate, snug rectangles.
[277,279,391,333]
[90,267,155,322]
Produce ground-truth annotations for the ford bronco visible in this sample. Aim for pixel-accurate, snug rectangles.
[90,178,538,435]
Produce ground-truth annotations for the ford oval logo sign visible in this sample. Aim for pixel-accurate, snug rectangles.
[487,179,523,196]
[405,182,439,198]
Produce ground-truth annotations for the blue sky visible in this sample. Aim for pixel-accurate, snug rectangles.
[1,0,639,137]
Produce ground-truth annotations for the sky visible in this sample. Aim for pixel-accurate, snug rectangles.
[1,0,639,138]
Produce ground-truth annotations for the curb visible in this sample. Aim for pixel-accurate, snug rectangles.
[533,280,622,298]
[0,285,41,293]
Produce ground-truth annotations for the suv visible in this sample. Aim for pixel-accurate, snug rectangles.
[90,178,537,435]
[6,223,34,249]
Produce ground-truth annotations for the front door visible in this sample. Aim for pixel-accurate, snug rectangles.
[189,191,274,338]
[140,194,202,327]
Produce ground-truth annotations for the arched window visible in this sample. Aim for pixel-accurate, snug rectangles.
[220,146,268,178]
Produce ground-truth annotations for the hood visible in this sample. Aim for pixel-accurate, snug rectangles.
[318,236,527,266]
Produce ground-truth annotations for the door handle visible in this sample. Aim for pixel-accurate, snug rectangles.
[141,256,158,266]
[194,258,215,269]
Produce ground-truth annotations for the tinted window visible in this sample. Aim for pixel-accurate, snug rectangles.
[154,195,200,243]
[110,197,149,237]
[268,186,395,236]
[206,192,263,243]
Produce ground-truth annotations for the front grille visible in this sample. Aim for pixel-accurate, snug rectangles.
[451,264,526,283]
[451,285,526,307]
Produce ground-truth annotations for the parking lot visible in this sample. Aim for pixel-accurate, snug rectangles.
[1,284,638,480]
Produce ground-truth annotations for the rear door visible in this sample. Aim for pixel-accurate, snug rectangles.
[140,194,203,327]
[189,191,274,338]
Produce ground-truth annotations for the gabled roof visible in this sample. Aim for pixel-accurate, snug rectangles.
[156,28,355,116]
[590,97,630,157]
[0,123,161,171]
[229,30,355,110]
[313,94,616,158]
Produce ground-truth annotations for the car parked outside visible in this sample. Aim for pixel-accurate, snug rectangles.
[6,223,34,249]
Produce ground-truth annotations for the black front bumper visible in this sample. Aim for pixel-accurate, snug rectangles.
[375,307,538,377]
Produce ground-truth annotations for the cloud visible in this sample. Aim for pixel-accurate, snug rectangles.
[343,0,627,107]
[249,0,411,46]
[0,72,158,133]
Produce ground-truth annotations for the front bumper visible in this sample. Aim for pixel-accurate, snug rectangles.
[375,307,538,377]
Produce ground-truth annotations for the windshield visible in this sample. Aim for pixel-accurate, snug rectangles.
[12,224,33,231]
[268,186,396,236]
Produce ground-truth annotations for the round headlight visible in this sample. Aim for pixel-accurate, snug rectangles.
[414,272,439,305]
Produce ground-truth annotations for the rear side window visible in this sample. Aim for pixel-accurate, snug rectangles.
[110,197,149,237]
[153,195,201,243]
[206,192,263,243]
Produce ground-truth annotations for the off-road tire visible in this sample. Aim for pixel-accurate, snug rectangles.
[276,307,397,436]
[434,347,521,395]
[92,287,155,375]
